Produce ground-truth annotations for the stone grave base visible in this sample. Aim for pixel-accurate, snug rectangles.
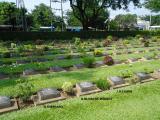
[76,84,101,97]
[0,99,18,114]
[151,71,160,79]
[32,93,66,106]
[127,58,140,63]
[140,78,155,83]
[109,80,129,89]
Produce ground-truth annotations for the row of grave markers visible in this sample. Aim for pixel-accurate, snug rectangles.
[0,69,160,114]
[0,46,159,66]
[0,55,160,80]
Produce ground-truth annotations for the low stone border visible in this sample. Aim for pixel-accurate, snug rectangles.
[31,93,66,106]
[0,99,18,114]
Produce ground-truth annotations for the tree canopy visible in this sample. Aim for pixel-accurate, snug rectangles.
[32,3,53,27]
[0,2,17,25]
[145,0,160,12]
[114,14,137,30]
[64,0,140,30]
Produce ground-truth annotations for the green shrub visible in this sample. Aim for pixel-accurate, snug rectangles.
[95,78,110,90]
[94,49,103,56]
[126,75,139,84]
[119,70,133,78]
[34,49,44,56]
[35,39,44,45]
[62,82,73,93]
[3,52,11,58]
[107,35,113,40]
[143,68,154,73]
[144,41,149,47]
[11,43,16,49]
[73,37,81,46]
[135,34,142,39]
[83,56,95,68]
[15,77,34,101]
[94,41,102,48]
[66,54,72,59]
[123,40,130,44]
[17,45,25,52]
[43,46,49,51]
[151,36,158,42]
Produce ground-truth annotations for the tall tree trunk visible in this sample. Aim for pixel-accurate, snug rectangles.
[82,21,89,30]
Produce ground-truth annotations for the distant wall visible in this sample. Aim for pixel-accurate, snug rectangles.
[0,31,159,41]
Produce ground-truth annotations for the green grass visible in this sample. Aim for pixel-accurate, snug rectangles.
[0,79,160,120]
[0,59,160,97]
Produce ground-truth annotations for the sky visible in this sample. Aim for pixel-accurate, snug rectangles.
[1,0,158,19]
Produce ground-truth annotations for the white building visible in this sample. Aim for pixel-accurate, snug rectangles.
[137,17,150,30]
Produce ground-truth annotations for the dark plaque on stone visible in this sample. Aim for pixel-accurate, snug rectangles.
[129,58,139,62]
[95,61,105,67]
[114,59,124,64]
[136,72,151,81]
[109,76,125,86]
[144,56,152,60]
[56,56,66,60]
[127,50,132,54]
[36,58,48,62]
[0,96,11,109]
[16,60,30,64]
[0,73,8,79]
[148,49,154,52]
[50,66,65,72]
[23,69,37,76]
[77,82,96,92]
[73,64,85,69]
[38,88,61,101]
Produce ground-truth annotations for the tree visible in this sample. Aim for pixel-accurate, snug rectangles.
[32,3,53,28]
[0,2,17,26]
[109,20,119,31]
[66,10,82,26]
[64,0,140,30]
[114,14,137,30]
[145,0,160,12]
[141,15,160,26]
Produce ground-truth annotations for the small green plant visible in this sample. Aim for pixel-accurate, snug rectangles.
[35,39,44,45]
[43,46,49,51]
[144,41,149,47]
[119,70,133,78]
[73,37,81,46]
[77,43,87,56]
[151,36,157,42]
[83,56,95,68]
[95,78,110,90]
[123,40,130,44]
[3,52,11,58]
[34,49,44,56]
[135,34,142,39]
[107,35,113,40]
[143,68,154,74]
[66,54,72,59]
[62,82,73,93]
[16,77,34,101]
[94,49,103,56]
[94,41,102,48]
[127,75,139,84]
[11,43,16,49]
[17,45,25,52]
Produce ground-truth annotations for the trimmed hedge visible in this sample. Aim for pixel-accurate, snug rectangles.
[0,30,159,41]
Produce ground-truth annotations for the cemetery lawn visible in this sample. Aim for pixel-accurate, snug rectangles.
[0,79,160,120]
[1,60,160,96]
